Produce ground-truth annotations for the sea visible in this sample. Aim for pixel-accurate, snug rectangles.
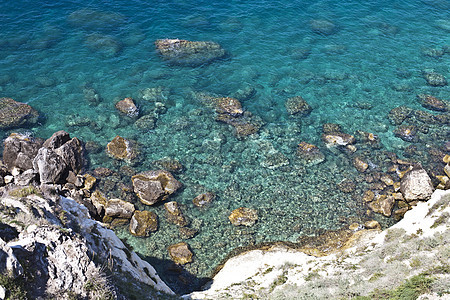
[0,0,449,294]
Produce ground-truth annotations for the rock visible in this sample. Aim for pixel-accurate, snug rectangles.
[54,137,84,174]
[115,97,139,117]
[216,112,262,138]
[155,39,226,66]
[380,174,394,186]
[90,190,108,217]
[131,170,182,205]
[388,106,413,125]
[129,210,158,237]
[362,190,375,202]
[322,132,355,147]
[364,220,381,230]
[368,194,395,217]
[2,133,43,172]
[67,9,126,31]
[296,141,325,166]
[164,201,189,227]
[228,207,258,226]
[400,167,434,202]
[417,94,448,112]
[83,174,97,190]
[14,169,38,186]
[421,47,445,58]
[83,85,102,106]
[33,148,68,184]
[353,157,369,173]
[231,86,256,102]
[105,199,135,219]
[135,115,156,131]
[285,96,312,116]
[85,33,122,57]
[152,157,184,174]
[423,71,447,86]
[179,227,198,239]
[0,98,39,129]
[394,125,418,142]
[167,242,193,264]
[192,192,215,207]
[310,19,337,35]
[337,179,356,193]
[0,238,23,277]
[106,136,139,163]
[260,151,289,170]
[215,97,243,116]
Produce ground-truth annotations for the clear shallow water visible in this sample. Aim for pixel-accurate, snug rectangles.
[1,0,449,294]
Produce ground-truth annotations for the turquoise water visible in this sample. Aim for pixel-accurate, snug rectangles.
[1,0,449,294]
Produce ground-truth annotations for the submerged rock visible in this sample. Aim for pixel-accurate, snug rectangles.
[85,33,122,57]
[106,136,139,163]
[131,170,182,205]
[400,167,434,202]
[310,19,337,35]
[0,97,39,129]
[152,157,184,174]
[296,141,325,166]
[285,96,312,116]
[192,192,215,207]
[115,97,139,117]
[155,38,226,66]
[423,71,447,86]
[322,132,355,147]
[215,97,244,116]
[394,125,418,142]
[229,207,258,226]
[129,210,158,237]
[388,106,413,125]
[216,111,263,138]
[164,201,189,227]
[417,94,448,112]
[353,157,369,173]
[168,242,193,265]
[67,9,126,31]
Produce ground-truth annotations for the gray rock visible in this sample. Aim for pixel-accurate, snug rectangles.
[0,238,23,277]
[42,130,71,149]
[33,148,68,184]
[54,137,84,174]
[14,169,38,186]
[0,98,39,129]
[400,167,434,202]
[131,170,182,205]
[3,133,43,172]
[105,199,135,219]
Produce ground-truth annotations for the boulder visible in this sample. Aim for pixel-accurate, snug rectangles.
[85,33,121,57]
[152,157,184,174]
[0,97,39,129]
[368,194,395,217]
[90,190,108,217]
[353,157,369,173]
[228,207,258,226]
[3,133,43,172]
[167,242,193,264]
[285,96,312,116]
[164,201,188,227]
[214,97,243,116]
[310,19,337,35]
[193,192,215,207]
[42,130,70,149]
[393,125,418,142]
[0,238,23,277]
[33,148,68,184]
[388,106,413,125]
[400,168,434,202]
[155,39,226,66]
[417,94,448,112]
[104,199,135,219]
[115,97,139,117]
[296,141,325,166]
[216,112,262,138]
[135,114,156,131]
[106,136,138,163]
[54,137,84,174]
[423,71,447,86]
[322,132,355,147]
[131,170,182,205]
[129,210,158,237]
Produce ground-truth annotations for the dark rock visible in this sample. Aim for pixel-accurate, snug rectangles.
[135,115,156,131]
[3,133,43,172]
[0,98,39,129]
[129,210,158,236]
[85,33,122,57]
[417,94,448,112]
[43,131,71,150]
[153,157,184,174]
[54,137,84,174]
[164,201,189,227]
[192,192,215,208]
[388,106,413,125]
[167,242,193,264]
[155,39,226,66]
[400,167,434,202]
[0,223,19,242]
[285,96,312,116]
[33,148,68,184]
[131,170,182,205]
[394,125,418,142]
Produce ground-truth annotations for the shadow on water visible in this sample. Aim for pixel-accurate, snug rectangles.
[140,254,211,296]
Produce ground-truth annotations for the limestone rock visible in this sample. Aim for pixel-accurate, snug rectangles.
[229,207,258,226]
[129,210,158,237]
[400,168,434,202]
[115,97,139,117]
[33,147,67,184]
[131,170,182,205]
[285,96,312,116]
[106,136,138,163]
[2,133,43,172]
[105,199,135,219]
[164,201,188,227]
[296,141,325,166]
[155,39,226,66]
[417,94,448,112]
[42,130,70,149]
[368,194,395,217]
[193,192,215,208]
[168,242,193,264]
[0,97,39,129]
